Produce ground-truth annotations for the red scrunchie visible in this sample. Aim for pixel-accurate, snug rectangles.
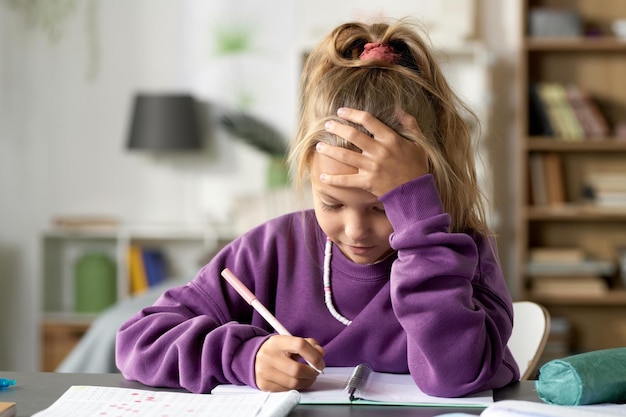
[359,42,400,64]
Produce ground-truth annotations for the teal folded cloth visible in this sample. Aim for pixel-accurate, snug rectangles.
[535,347,626,405]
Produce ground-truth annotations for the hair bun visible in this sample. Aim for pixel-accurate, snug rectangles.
[359,42,400,64]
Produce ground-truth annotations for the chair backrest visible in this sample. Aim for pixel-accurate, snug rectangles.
[508,301,551,380]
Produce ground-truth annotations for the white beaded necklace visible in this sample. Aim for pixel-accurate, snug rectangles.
[323,237,352,326]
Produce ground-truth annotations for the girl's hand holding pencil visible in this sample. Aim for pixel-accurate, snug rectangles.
[220,268,325,392]
[254,334,326,392]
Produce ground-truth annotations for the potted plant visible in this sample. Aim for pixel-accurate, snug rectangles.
[219,111,290,188]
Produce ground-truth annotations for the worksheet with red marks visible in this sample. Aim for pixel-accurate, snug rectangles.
[31,385,300,417]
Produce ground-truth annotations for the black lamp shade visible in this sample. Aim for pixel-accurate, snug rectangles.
[127,93,202,150]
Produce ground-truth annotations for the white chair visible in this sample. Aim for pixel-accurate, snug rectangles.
[508,301,551,380]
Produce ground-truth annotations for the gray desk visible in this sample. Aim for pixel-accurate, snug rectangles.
[0,371,540,417]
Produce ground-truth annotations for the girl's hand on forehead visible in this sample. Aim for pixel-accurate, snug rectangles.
[317,107,429,197]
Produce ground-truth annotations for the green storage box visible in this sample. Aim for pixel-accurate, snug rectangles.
[74,252,116,313]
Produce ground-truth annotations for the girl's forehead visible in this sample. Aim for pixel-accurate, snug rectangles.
[310,153,380,205]
[310,151,357,175]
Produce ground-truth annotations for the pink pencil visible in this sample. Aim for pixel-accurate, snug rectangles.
[221,268,291,335]
[220,268,322,373]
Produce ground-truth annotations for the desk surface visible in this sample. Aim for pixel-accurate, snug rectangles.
[0,371,540,417]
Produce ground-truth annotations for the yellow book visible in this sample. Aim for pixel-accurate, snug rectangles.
[550,83,585,141]
[128,245,148,295]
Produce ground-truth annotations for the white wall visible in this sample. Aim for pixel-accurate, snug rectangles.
[0,0,518,371]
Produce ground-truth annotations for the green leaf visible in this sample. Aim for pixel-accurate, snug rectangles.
[213,25,253,56]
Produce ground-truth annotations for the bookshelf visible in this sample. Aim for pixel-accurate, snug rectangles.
[39,225,216,371]
[517,0,626,359]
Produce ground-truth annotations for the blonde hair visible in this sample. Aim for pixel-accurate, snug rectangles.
[288,19,489,236]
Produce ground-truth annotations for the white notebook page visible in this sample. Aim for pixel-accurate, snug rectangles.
[31,385,300,417]
[212,367,493,406]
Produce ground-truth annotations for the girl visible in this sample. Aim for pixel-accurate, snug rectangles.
[116,19,519,397]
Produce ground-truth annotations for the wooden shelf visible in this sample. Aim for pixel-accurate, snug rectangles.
[525,37,626,51]
[39,226,215,371]
[516,1,626,355]
[525,205,626,221]
[526,138,626,152]
[529,290,626,306]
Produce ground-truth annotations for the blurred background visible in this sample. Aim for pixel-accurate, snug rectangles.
[0,0,520,371]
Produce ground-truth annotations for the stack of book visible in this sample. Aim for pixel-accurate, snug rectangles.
[529,82,610,140]
[584,163,626,209]
[526,247,616,298]
[128,245,167,295]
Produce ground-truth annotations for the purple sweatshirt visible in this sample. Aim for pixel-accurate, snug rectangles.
[116,175,519,397]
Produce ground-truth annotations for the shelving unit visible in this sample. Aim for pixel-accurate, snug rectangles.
[39,225,217,371]
[516,0,626,359]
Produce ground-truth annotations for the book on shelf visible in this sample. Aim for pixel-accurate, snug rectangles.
[537,82,584,141]
[526,258,617,277]
[530,275,609,298]
[543,152,565,205]
[528,82,554,136]
[586,160,626,176]
[584,164,626,208]
[128,246,168,295]
[593,191,626,208]
[128,245,149,294]
[526,251,614,298]
[529,82,610,141]
[565,85,610,139]
[528,153,565,206]
[553,83,586,140]
[529,153,548,206]
[586,173,626,193]
[528,247,586,264]
[534,82,569,139]
[141,248,166,287]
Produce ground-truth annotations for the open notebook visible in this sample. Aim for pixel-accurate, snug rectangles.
[444,399,626,417]
[212,366,493,407]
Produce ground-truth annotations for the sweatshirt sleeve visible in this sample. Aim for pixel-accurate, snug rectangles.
[115,243,273,393]
[379,174,518,397]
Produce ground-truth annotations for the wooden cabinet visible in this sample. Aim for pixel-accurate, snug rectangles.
[516,0,626,359]
[41,320,90,372]
[40,225,216,371]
